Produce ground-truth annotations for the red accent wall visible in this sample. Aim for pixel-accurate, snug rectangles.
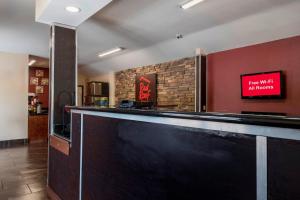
[207,36,300,116]
[28,67,49,108]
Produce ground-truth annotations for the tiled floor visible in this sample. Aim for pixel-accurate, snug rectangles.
[0,142,49,200]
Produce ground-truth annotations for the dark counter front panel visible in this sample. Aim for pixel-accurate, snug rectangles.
[82,115,256,200]
[48,113,81,200]
[268,138,300,200]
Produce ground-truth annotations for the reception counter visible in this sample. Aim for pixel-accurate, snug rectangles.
[48,107,300,200]
[28,113,48,143]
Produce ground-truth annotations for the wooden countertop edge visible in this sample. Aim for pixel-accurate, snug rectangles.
[49,135,70,156]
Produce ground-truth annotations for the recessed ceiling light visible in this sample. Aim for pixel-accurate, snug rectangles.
[28,60,36,66]
[181,0,205,10]
[98,47,124,58]
[65,6,81,13]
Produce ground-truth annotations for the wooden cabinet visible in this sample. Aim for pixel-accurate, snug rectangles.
[28,115,48,143]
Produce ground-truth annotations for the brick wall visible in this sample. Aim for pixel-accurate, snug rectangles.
[115,57,196,112]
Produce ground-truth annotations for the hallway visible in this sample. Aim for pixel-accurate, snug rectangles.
[0,143,48,199]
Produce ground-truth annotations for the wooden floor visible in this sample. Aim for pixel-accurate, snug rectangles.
[0,142,49,200]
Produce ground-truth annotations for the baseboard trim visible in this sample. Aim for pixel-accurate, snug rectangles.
[47,186,62,200]
[0,139,28,148]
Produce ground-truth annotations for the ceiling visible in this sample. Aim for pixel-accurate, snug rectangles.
[0,0,49,57]
[36,0,112,27]
[1,0,300,76]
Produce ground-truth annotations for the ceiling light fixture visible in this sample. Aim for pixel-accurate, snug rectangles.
[65,6,81,13]
[28,60,36,66]
[181,0,205,10]
[98,47,123,57]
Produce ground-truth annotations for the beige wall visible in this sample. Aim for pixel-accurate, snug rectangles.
[77,73,87,106]
[78,73,88,95]
[0,52,28,141]
[78,73,87,87]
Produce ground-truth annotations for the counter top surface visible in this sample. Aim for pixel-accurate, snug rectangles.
[28,113,48,116]
[68,106,300,129]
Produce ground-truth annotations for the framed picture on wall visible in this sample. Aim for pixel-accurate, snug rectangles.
[36,86,44,94]
[36,70,44,77]
[135,73,157,104]
[30,77,39,85]
[41,78,49,85]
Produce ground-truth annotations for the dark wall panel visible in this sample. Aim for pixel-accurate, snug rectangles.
[268,138,300,200]
[51,26,76,138]
[83,115,256,200]
[48,113,81,200]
